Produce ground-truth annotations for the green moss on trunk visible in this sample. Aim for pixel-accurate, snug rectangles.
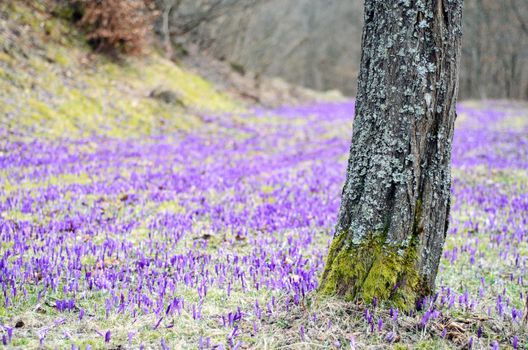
[319,201,424,311]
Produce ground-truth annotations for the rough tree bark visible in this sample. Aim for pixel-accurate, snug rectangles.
[319,0,463,310]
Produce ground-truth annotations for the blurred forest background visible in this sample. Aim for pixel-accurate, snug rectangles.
[162,0,528,100]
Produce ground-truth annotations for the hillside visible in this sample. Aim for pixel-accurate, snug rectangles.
[0,1,245,141]
[0,1,344,143]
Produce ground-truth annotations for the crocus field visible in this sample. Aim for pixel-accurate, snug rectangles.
[0,101,527,349]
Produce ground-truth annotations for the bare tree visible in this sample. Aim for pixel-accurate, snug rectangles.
[155,0,266,58]
[165,0,265,36]
[157,0,182,58]
[318,0,463,310]
[510,0,528,35]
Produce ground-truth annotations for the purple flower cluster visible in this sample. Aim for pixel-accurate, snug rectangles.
[0,101,526,347]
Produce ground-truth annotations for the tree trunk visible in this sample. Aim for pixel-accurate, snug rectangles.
[162,5,173,58]
[319,0,463,310]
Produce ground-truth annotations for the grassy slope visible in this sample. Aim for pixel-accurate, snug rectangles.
[0,1,241,141]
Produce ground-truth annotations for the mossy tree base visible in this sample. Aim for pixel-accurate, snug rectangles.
[318,231,426,311]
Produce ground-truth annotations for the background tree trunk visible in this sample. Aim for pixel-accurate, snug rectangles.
[319,0,463,310]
